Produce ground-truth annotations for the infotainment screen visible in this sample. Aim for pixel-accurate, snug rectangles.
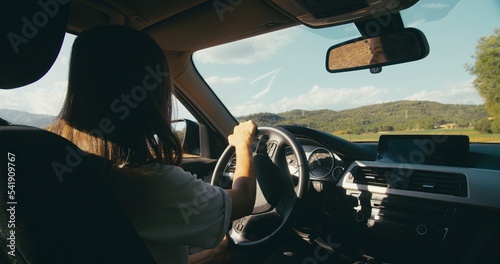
[376,135,469,167]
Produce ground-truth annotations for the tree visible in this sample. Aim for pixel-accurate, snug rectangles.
[474,118,492,134]
[491,118,500,134]
[467,28,500,120]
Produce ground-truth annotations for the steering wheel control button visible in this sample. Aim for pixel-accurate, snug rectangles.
[234,218,246,233]
[355,212,365,222]
[416,224,428,235]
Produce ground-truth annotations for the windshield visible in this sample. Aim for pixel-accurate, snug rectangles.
[193,0,500,143]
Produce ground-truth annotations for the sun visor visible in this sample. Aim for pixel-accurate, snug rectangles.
[0,0,70,89]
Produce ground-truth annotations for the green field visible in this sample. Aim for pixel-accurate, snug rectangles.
[335,128,500,143]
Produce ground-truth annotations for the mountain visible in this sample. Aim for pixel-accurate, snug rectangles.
[238,101,489,134]
[0,101,489,133]
[0,109,56,128]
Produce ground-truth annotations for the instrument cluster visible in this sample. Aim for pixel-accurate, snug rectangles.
[286,145,345,182]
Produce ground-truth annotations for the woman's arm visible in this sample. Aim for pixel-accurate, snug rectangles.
[189,122,256,263]
[188,236,231,264]
[225,120,257,220]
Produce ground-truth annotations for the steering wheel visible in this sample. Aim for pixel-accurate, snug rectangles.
[211,126,309,246]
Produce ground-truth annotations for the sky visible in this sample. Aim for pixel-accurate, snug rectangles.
[0,33,75,116]
[0,0,499,119]
[193,0,500,117]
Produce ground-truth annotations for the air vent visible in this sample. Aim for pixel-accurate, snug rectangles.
[347,165,468,197]
[408,171,468,197]
[352,167,388,187]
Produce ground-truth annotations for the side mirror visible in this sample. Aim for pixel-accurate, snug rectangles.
[172,119,200,156]
[326,28,429,73]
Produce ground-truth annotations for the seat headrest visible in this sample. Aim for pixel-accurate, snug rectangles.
[0,0,70,89]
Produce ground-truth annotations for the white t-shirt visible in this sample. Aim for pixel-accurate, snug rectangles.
[107,163,232,263]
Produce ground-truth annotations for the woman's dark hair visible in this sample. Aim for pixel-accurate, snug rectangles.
[49,25,182,167]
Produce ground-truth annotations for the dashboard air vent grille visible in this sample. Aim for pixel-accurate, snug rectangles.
[353,167,388,187]
[408,171,468,197]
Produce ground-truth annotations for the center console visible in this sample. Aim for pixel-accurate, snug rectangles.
[346,190,462,244]
[334,135,474,262]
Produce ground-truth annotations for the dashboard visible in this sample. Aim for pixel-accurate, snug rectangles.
[219,125,500,263]
[280,126,500,263]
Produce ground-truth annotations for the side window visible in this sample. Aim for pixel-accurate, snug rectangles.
[0,31,203,158]
[172,98,201,157]
[0,33,76,127]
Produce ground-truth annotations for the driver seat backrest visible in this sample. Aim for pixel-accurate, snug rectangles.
[0,124,156,263]
[0,1,155,263]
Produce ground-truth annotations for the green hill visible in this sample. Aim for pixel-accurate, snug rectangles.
[238,101,489,134]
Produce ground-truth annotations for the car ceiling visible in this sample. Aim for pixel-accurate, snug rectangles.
[2,0,415,89]
[68,0,298,52]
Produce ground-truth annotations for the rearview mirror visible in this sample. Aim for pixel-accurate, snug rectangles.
[326,28,429,73]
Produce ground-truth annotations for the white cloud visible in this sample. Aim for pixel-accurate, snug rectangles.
[422,3,449,9]
[230,101,268,117]
[229,82,483,117]
[404,79,483,105]
[273,85,388,112]
[229,85,390,116]
[205,76,243,86]
[407,18,426,27]
[0,81,67,116]
[0,90,20,109]
[30,81,67,115]
[194,32,294,65]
